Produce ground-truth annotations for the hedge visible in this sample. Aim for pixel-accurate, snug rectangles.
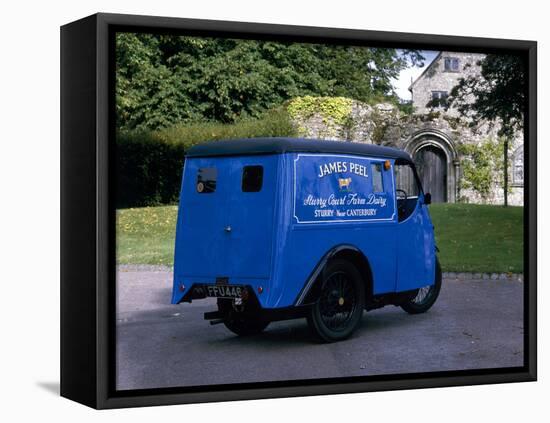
[115,108,297,208]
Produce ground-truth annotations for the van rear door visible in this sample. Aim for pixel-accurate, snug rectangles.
[175,155,278,280]
[223,155,278,279]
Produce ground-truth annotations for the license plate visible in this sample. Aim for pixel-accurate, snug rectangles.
[205,285,244,298]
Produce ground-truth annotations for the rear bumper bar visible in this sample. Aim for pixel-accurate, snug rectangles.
[203,305,310,323]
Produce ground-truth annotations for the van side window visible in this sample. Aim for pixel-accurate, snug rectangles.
[242,166,263,192]
[196,168,217,193]
[371,163,384,192]
[394,163,420,222]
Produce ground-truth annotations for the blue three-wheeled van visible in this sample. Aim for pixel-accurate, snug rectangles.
[172,138,441,342]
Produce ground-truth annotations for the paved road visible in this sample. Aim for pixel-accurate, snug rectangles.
[116,269,524,391]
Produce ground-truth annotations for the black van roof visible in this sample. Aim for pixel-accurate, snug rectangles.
[186,137,412,161]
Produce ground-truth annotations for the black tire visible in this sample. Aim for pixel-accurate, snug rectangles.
[307,259,365,342]
[217,299,270,336]
[400,257,442,314]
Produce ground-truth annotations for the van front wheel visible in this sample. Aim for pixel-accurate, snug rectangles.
[400,257,442,314]
[307,259,365,342]
[217,299,270,336]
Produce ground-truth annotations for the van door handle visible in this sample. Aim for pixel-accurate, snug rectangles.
[224,226,232,233]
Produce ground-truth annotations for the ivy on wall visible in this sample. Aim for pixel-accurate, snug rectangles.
[369,109,391,145]
[287,96,353,129]
[458,138,506,201]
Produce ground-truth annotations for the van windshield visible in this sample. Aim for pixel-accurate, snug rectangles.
[394,163,420,221]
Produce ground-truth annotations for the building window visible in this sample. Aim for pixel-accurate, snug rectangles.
[444,57,460,71]
[431,91,449,108]
[512,147,524,187]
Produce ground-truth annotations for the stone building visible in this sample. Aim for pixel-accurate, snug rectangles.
[289,51,524,206]
[407,51,523,205]
[409,52,486,117]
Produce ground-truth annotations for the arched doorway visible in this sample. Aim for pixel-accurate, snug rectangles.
[414,145,447,203]
[405,130,459,203]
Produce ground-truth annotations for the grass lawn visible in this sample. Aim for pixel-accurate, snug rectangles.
[116,203,523,273]
[116,205,177,266]
[429,203,523,273]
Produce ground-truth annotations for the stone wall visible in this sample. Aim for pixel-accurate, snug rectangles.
[288,97,524,206]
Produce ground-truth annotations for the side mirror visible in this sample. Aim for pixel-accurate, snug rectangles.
[424,193,432,205]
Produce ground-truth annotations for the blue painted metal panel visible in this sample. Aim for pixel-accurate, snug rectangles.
[396,197,436,291]
[172,155,279,305]
[174,158,226,280]
[269,153,398,308]
[223,155,278,279]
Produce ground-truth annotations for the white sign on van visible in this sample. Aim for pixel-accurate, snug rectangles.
[293,154,395,224]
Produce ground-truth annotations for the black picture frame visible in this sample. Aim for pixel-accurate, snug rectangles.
[60,12,537,409]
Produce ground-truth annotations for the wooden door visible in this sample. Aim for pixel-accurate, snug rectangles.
[414,146,447,203]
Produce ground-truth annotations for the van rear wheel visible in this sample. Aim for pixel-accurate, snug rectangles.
[400,257,442,314]
[217,299,269,336]
[307,259,365,342]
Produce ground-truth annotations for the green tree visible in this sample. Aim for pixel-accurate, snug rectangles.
[116,34,204,129]
[448,54,526,206]
[116,33,423,130]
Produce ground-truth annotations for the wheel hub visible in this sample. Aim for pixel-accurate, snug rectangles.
[318,271,357,330]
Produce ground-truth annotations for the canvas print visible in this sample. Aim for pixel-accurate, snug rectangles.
[114,32,525,391]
